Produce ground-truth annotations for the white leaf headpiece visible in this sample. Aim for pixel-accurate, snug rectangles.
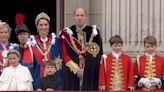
[0,20,6,27]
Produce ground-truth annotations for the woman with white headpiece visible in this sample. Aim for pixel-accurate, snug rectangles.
[0,20,19,74]
[26,12,63,88]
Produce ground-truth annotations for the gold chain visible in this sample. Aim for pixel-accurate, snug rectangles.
[36,38,52,62]
[70,32,94,54]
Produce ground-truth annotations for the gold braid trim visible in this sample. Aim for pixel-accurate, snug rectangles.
[70,31,94,54]
[66,60,80,74]
[99,86,106,91]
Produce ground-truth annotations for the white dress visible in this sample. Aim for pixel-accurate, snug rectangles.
[0,64,33,91]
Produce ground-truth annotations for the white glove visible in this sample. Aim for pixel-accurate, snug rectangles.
[138,78,152,88]
[151,78,162,88]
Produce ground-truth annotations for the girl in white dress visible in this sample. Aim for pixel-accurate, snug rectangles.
[0,49,33,91]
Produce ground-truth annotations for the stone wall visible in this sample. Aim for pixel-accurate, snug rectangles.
[102,0,164,62]
[64,0,164,62]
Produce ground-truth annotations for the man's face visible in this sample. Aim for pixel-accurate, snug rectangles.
[111,43,123,53]
[144,43,156,54]
[74,8,87,28]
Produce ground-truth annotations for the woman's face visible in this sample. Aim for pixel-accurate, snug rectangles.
[0,27,10,43]
[36,19,50,39]
[18,32,29,45]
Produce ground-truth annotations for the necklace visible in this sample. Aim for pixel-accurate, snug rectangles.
[70,31,94,54]
[36,37,52,62]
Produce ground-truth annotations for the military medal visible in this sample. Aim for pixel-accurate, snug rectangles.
[70,29,100,58]
[87,42,100,57]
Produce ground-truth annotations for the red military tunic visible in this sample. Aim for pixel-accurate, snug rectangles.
[134,54,164,91]
[99,53,134,91]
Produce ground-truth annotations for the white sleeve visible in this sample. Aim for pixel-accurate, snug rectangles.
[26,67,33,82]
[0,68,9,82]
[24,68,33,90]
[25,81,33,91]
[17,81,33,91]
[0,68,12,91]
[17,67,33,91]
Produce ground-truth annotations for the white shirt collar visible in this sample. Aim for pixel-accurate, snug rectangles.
[40,37,48,43]
[11,64,21,69]
[145,52,155,63]
[112,51,121,60]
[145,52,155,57]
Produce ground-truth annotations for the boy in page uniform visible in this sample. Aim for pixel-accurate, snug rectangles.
[134,36,164,91]
[99,35,134,91]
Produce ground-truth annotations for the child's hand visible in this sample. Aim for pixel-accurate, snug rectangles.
[128,87,134,91]
[36,89,42,91]
[46,88,54,91]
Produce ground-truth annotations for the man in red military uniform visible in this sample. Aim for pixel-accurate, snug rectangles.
[134,36,164,91]
[60,7,103,91]
[99,35,134,91]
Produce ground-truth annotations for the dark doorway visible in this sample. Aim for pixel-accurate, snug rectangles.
[0,0,56,43]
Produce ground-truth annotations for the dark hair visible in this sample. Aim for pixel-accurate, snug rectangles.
[44,60,56,69]
[36,18,50,25]
[109,35,123,46]
[144,36,157,45]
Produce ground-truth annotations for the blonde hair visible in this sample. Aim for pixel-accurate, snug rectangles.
[0,20,12,35]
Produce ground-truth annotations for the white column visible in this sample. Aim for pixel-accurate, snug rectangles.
[120,0,127,49]
[130,0,138,48]
[135,0,142,52]
[56,0,61,35]
[141,0,149,44]
[153,0,160,46]
[161,0,164,47]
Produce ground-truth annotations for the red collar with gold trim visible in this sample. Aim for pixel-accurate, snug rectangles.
[60,30,86,58]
